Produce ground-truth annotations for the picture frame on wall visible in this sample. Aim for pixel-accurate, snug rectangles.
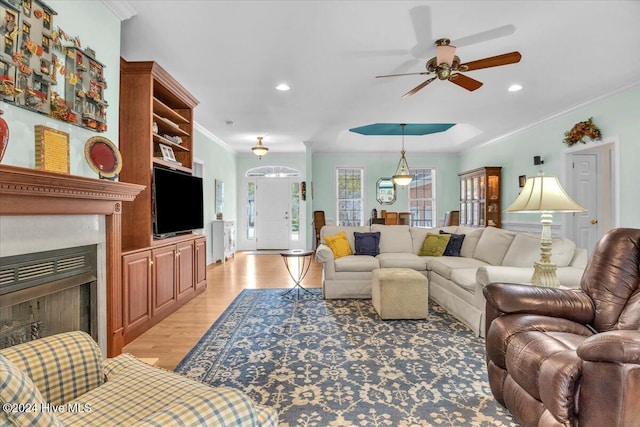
[518,175,527,188]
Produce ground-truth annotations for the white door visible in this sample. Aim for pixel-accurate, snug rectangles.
[572,153,599,253]
[256,178,290,249]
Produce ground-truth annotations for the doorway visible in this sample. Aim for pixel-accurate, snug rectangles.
[240,166,305,251]
[256,178,291,249]
[562,136,620,254]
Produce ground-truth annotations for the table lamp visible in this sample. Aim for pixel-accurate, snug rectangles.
[504,175,585,287]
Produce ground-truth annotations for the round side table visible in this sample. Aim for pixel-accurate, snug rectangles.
[280,249,314,299]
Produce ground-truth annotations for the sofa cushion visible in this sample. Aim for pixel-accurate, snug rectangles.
[409,227,456,254]
[419,233,451,256]
[354,231,381,256]
[502,233,577,267]
[0,354,64,427]
[371,224,413,253]
[335,255,380,272]
[450,268,479,292]
[427,257,490,280]
[473,226,516,265]
[324,231,353,258]
[440,230,465,256]
[320,226,370,253]
[376,253,427,270]
[456,227,485,258]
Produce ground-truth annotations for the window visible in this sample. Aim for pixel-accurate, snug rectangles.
[336,168,363,226]
[409,168,436,227]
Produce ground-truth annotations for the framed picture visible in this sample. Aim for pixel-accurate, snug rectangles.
[159,143,177,162]
[34,125,70,174]
[519,175,527,188]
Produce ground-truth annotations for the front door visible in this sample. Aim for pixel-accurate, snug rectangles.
[256,178,290,249]
[571,153,599,253]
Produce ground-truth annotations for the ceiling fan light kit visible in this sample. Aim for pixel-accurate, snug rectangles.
[392,124,413,187]
[252,136,269,159]
[377,37,522,97]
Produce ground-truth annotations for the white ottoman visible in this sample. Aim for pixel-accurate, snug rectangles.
[372,268,429,320]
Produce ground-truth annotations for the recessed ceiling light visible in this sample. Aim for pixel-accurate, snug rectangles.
[275,83,290,91]
[508,84,523,92]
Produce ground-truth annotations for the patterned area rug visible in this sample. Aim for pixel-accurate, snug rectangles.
[175,289,516,426]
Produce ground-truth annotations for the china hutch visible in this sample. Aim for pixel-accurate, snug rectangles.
[458,166,502,228]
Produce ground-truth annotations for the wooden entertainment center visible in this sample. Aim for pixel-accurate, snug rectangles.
[118,59,206,345]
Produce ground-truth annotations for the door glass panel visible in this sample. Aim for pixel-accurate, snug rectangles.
[290,182,299,241]
[246,181,255,239]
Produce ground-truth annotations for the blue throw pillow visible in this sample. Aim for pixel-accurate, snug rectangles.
[440,230,465,256]
[354,232,381,256]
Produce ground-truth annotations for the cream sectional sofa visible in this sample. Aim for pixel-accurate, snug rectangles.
[316,224,587,336]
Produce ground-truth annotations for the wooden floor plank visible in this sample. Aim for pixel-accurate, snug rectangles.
[123,252,323,370]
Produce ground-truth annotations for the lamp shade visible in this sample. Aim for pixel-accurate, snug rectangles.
[436,44,456,66]
[505,176,586,213]
[252,136,269,159]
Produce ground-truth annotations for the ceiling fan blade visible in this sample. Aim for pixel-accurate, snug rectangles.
[461,51,522,71]
[452,25,516,48]
[402,77,437,98]
[376,71,430,78]
[449,73,483,91]
[408,6,434,58]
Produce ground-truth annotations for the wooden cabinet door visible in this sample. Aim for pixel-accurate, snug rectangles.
[152,245,177,318]
[176,240,195,301]
[195,237,207,291]
[122,251,152,338]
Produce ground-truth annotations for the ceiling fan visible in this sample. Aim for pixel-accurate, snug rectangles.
[376,38,522,97]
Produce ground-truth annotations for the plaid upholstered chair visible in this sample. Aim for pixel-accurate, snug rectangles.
[1,331,277,426]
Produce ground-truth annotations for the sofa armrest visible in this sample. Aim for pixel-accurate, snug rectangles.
[477,266,582,289]
[315,244,334,263]
[129,389,278,427]
[0,331,104,405]
[577,330,640,364]
[476,266,535,287]
[483,282,594,324]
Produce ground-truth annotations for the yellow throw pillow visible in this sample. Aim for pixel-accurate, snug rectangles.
[419,233,451,256]
[323,231,353,258]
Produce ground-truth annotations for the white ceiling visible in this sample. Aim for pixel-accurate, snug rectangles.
[119,1,640,155]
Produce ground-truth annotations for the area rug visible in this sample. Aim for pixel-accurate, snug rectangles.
[175,289,516,426]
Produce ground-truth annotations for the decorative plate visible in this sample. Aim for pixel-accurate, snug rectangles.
[84,136,122,179]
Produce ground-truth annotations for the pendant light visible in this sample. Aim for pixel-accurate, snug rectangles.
[252,136,269,159]
[392,123,413,186]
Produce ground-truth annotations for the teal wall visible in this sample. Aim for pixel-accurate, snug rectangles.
[1,0,121,177]
[192,127,237,261]
[458,85,640,228]
[311,152,460,226]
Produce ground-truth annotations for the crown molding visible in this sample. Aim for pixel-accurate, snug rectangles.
[464,80,640,155]
[102,0,136,21]
[194,122,234,153]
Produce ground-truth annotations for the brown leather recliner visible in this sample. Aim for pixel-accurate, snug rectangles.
[484,228,640,427]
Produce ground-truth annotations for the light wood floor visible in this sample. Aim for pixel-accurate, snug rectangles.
[123,252,322,370]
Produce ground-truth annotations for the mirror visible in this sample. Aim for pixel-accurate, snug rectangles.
[215,179,224,219]
[376,178,396,204]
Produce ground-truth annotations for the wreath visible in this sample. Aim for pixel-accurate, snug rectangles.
[563,117,601,146]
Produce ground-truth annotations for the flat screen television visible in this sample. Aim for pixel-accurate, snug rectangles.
[152,166,204,237]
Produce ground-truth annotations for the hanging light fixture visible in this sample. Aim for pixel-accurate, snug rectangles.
[392,123,413,186]
[252,136,269,159]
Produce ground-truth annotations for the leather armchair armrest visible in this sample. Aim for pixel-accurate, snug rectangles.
[577,330,640,364]
[484,282,594,324]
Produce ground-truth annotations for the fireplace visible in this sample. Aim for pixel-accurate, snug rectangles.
[1,245,98,349]
[0,165,143,356]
